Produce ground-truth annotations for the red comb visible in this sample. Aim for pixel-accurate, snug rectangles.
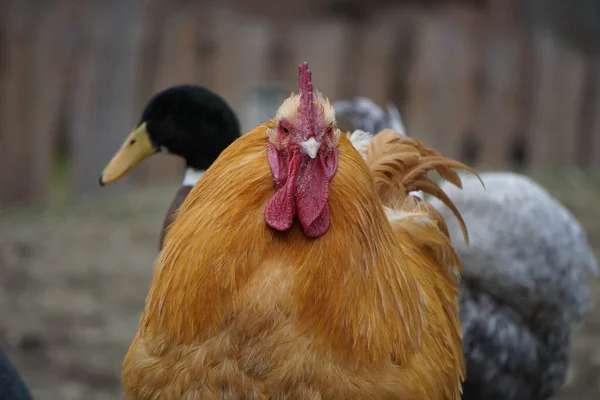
[299,62,313,100]
[298,62,316,138]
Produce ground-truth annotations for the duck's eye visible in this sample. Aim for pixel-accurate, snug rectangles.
[129,139,137,145]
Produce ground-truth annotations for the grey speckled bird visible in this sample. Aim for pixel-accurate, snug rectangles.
[334,97,599,400]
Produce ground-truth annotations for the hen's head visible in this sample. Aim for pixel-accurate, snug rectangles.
[265,62,341,238]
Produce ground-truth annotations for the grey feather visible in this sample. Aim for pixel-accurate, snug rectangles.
[432,172,598,328]
[432,172,598,400]
[334,97,407,136]
[459,281,571,400]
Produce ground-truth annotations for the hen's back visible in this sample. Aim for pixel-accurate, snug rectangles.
[430,171,598,400]
[431,171,597,326]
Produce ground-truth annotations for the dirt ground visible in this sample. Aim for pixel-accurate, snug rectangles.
[1,173,599,400]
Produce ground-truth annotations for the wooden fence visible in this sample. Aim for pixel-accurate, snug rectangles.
[1,0,599,208]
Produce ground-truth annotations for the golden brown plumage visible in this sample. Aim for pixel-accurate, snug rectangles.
[123,71,475,399]
[362,129,481,244]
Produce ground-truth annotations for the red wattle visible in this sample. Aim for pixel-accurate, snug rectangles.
[303,204,331,237]
[324,149,338,180]
[267,143,285,184]
[265,151,299,231]
[296,155,329,234]
[265,146,338,238]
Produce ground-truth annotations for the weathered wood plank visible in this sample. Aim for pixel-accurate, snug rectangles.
[26,4,72,202]
[209,8,275,132]
[475,26,525,167]
[386,9,421,123]
[353,13,399,106]
[584,57,600,169]
[69,0,144,198]
[405,11,480,159]
[202,7,238,97]
[236,21,278,132]
[0,4,34,206]
[0,1,71,207]
[284,19,352,103]
[133,0,173,114]
[528,30,586,168]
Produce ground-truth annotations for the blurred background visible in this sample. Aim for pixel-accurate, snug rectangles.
[1,0,599,399]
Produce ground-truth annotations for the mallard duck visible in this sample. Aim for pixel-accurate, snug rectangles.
[99,85,241,249]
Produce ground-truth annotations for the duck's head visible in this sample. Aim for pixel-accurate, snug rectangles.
[99,85,241,187]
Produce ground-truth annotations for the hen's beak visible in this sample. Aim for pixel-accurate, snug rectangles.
[99,122,157,186]
[301,137,320,159]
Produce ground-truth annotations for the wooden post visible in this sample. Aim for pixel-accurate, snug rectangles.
[69,0,144,198]
[528,30,586,168]
[209,8,275,132]
[405,9,481,159]
[0,2,68,207]
[26,4,72,202]
[353,13,399,106]
[283,19,352,103]
[474,23,526,167]
[585,57,600,169]
[204,7,238,98]
[386,9,421,122]
[0,4,32,207]
[132,0,174,115]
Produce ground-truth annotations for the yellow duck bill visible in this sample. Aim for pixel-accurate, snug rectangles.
[99,122,157,186]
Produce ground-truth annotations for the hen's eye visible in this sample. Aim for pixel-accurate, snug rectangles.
[282,127,289,134]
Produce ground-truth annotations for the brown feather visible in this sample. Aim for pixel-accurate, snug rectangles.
[366,129,483,245]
